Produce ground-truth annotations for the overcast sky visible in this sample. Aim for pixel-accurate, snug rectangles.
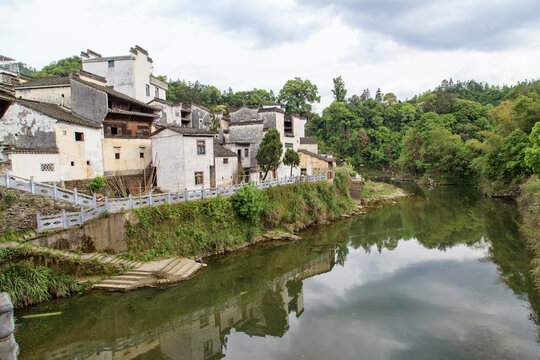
[2,0,539,112]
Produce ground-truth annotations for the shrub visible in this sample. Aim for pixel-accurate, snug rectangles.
[87,176,105,192]
[231,183,266,224]
[2,191,17,207]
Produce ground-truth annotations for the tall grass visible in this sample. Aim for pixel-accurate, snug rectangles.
[0,261,81,308]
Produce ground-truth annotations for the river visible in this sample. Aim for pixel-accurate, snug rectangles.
[14,185,540,359]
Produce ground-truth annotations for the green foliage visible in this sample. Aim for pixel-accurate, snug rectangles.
[0,260,81,308]
[125,180,353,261]
[256,128,283,179]
[283,149,300,176]
[2,191,17,207]
[232,184,267,224]
[87,176,105,192]
[332,76,347,103]
[525,122,540,174]
[32,56,82,77]
[278,77,320,117]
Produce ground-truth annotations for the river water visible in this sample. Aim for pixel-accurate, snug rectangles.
[14,185,540,359]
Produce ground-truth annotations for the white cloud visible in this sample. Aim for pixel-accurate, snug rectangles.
[1,0,538,113]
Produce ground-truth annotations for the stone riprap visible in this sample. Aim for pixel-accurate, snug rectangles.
[0,293,18,360]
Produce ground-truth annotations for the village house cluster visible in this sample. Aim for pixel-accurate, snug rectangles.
[0,47,335,191]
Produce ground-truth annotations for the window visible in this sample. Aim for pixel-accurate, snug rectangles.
[223,158,228,164]
[75,132,84,141]
[115,153,120,160]
[195,171,203,185]
[155,87,159,98]
[87,161,91,165]
[140,152,144,159]
[203,340,213,358]
[237,149,242,158]
[197,140,206,155]
[108,60,114,68]
[285,142,293,149]
[41,163,54,172]
[175,111,180,117]
[145,84,150,96]
[244,148,249,157]
[110,127,119,135]
[70,161,75,166]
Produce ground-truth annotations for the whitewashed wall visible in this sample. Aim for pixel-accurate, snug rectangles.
[151,129,185,192]
[56,123,103,180]
[102,138,152,176]
[215,155,238,187]
[15,87,71,108]
[183,136,214,190]
[10,153,60,182]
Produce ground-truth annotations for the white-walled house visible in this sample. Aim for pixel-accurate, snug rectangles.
[214,143,239,187]
[299,137,318,154]
[0,99,103,182]
[150,126,216,192]
[81,46,168,104]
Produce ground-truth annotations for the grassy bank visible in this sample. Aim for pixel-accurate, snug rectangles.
[0,246,120,308]
[124,172,354,261]
[517,176,540,290]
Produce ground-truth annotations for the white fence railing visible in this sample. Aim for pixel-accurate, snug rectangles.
[33,172,332,232]
[0,172,97,207]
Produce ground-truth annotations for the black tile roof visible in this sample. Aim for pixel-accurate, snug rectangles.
[107,109,160,118]
[15,99,101,128]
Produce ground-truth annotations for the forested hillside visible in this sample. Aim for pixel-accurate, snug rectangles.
[307,78,539,195]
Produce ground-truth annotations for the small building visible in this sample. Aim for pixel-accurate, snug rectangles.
[213,143,239,187]
[0,99,103,182]
[81,46,168,103]
[299,137,318,153]
[298,149,335,177]
[150,126,216,192]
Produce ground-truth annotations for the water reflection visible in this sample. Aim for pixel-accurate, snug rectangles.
[15,185,540,359]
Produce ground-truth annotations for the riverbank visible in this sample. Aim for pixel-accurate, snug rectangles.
[123,171,356,261]
[517,176,540,291]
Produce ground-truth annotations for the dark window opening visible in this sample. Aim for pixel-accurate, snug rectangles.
[237,149,242,158]
[75,132,84,141]
[195,171,203,185]
[70,161,75,166]
[115,153,120,160]
[110,127,118,135]
[108,60,114,68]
[145,84,150,97]
[223,158,228,164]
[87,161,91,165]
[244,148,249,157]
[139,152,144,158]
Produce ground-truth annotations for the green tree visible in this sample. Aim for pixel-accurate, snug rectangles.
[525,122,540,174]
[283,148,300,177]
[33,56,82,77]
[383,93,397,106]
[278,77,320,117]
[332,76,347,103]
[256,128,283,180]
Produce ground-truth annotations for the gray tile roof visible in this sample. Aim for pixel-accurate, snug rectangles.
[108,109,160,118]
[300,137,318,144]
[150,125,216,137]
[214,143,238,157]
[16,99,102,128]
[72,77,160,111]
[298,149,335,163]
[15,76,71,88]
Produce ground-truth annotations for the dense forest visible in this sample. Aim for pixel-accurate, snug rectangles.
[32,56,539,195]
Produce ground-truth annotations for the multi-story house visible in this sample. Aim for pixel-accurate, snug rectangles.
[225,104,305,180]
[13,71,160,177]
[81,46,168,104]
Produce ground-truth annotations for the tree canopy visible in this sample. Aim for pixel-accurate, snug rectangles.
[256,128,283,180]
[277,77,320,117]
[283,148,300,177]
[32,56,82,77]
